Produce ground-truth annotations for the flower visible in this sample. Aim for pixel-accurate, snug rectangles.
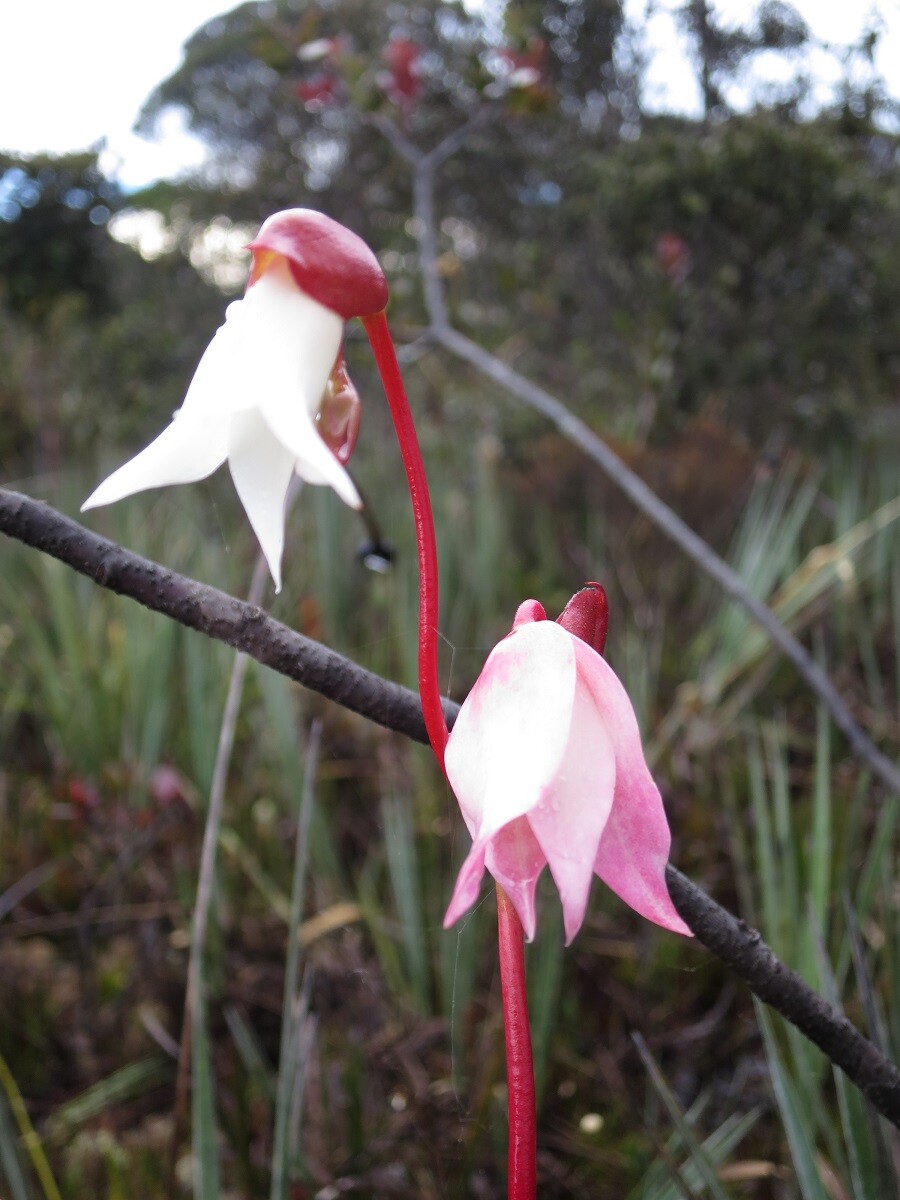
[443,586,691,943]
[83,209,389,592]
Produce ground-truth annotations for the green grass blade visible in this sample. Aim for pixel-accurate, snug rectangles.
[0,1049,61,1200]
[807,705,832,935]
[381,791,430,1012]
[0,1081,32,1200]
[44,1057,170,1138]
[632,1032,732,1200]
[271,722,320,1200]
[526,898,563,1108]
[224,1006,276,1108]
[754,1002,830,1200]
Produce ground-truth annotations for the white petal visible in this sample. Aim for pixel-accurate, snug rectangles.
[444,621,577,840]
[179,300,257,418]
[248,259,343,419]
[227,411,295,592]
[526,669,616,944]
[180,260,342,423]
[222,261,359,508]
[82,415,228,510]
[289,422,362,509]
[253,382,360,508]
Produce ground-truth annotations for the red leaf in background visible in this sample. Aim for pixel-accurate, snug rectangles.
[381,36,422,111]
[655,231,692,284]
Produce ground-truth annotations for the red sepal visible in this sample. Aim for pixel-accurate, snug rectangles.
[249,209,388,319]
[556,582,608,656]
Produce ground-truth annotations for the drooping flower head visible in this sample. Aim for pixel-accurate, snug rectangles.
[83,209,389,592]
[444,585,691,944]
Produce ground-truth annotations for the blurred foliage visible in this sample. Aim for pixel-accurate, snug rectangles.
[2,1,898,475]
[0,151,120,324]
[0,153,225,475]
[1,1,900,1195]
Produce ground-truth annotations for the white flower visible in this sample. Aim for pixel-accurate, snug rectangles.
[82,257,361,592]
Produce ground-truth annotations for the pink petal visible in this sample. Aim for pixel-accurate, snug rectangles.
[512,598,546,628]
[484,817,546,940]
[443,840,487,931]
[444,816,547,939]
[571,638,692,936]
[526,669,617,944]
[444,621,577,840]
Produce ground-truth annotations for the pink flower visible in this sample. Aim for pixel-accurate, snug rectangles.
[443,586,691,944]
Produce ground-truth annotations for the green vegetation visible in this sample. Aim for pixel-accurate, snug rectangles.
[1,1,898,1195]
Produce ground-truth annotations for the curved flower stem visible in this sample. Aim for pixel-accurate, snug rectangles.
[362,310,449,768]
[496,884,537,1200]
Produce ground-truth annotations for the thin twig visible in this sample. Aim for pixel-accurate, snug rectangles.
[387,123,900,798]
[1,489,898,1128]
[271,720,321,1200]
[170,551,270,1180]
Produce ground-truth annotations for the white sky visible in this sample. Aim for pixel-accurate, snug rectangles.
[0,1,233,188]
[627,1,900,118]
[1,1,898,190]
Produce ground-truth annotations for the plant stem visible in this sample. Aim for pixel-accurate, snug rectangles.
[0,1047,62,1200]
[362,310,449,768]
[496,884,537,1200]
[170,551,270,1187]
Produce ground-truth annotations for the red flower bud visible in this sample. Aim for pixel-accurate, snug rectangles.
[556,583,608,656]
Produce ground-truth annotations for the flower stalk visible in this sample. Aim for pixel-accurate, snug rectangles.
[362,310,449,767]
[496,884,537,1200]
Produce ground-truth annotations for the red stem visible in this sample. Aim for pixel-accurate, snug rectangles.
[362,311,449,768]
[496,885,537,1200]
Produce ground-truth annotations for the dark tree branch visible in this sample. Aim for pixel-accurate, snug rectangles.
[0,488,442,745]
[1,486,898,1128]
[666,866,900,1125]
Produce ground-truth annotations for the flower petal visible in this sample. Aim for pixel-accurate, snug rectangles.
[82,415,227,511]
[484,817,546,940]
[444,817,547,938]
[527,670,617,944]
[285,415,362,510]
[177,301,257,419]
[512,598,546,628]
[444,620,577,840]
[250,262,343,418]
[443,840,487,931]
[226,263,359,509]
[227,410,296,592]
[571,639,692,936]
[249,208,389,319]
[180,261,342,422]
